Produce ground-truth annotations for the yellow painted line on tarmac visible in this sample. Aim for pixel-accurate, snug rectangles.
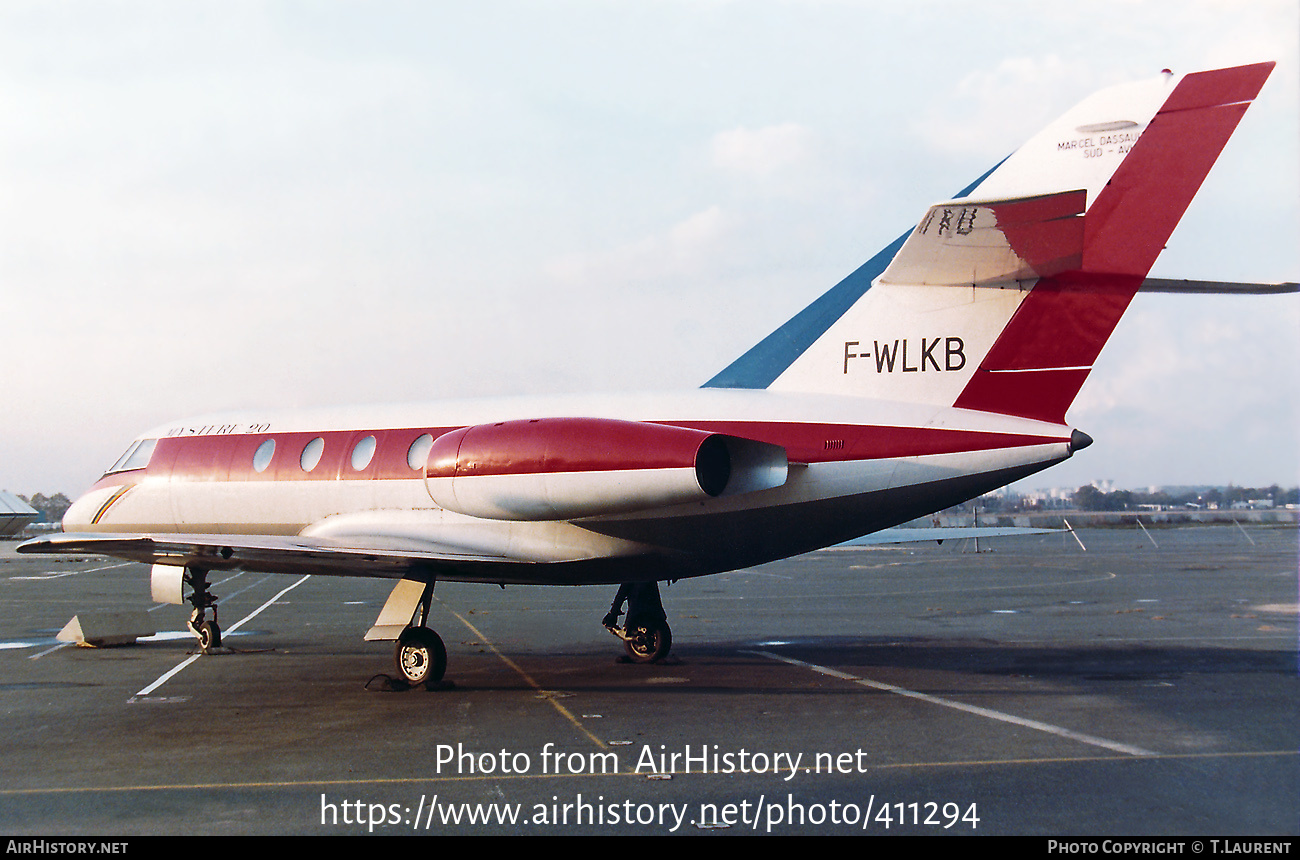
[0,749,1292,797]
[440,600,611,754]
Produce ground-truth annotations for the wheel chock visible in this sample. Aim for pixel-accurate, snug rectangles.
[57,612,156,647]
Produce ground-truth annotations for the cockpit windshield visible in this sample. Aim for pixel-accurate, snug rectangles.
[106,439,157,474]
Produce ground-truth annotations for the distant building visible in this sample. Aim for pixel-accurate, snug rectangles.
[0,491,39,538]
[1022,487,1073,509]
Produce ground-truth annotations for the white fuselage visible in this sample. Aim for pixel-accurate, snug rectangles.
[66,389,1077,584]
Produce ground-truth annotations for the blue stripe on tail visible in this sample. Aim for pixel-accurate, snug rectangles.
[702,232,908,390]
[703,162,1005,390]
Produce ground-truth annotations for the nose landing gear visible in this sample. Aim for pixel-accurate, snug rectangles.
[603,581,673,663]
[184,567,222,653]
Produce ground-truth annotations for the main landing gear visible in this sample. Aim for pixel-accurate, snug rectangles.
[184,567,222,652]
[603,581,673,663]
[394,580,447,687]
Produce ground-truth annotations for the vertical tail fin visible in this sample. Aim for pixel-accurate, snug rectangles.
[706,63,1275,425]
[954,62,1275,423]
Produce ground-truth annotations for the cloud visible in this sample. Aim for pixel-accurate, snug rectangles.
[1062,296,1300,487]
[544,204,732,289]
[711,123,816,177]
[911,55,1100,159]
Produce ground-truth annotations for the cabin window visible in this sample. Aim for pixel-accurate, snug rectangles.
[350,435,376,471]
[300,437,325,472]
[252,438,276,473]
[407,434,434,471]
[107,438,157,474]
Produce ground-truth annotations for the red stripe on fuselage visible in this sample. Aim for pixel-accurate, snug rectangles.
[91,427,452,491]
[159,428,443,482]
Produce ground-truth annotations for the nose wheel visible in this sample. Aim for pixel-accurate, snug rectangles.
[620,621,673,663]
[196,619,222,652]
[603,580,673,663]
[184,567,222,653]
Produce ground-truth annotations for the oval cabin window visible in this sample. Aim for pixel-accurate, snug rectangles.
[253,439,276,473]
[300,437,324,472]
[407,434,434,471]
[351,435,376,471]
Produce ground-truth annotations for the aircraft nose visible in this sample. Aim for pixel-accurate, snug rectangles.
[1069,429,1094,452]
[61,490,104,530]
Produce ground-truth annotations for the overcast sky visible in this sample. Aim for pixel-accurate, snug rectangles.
[2,1,1297,497]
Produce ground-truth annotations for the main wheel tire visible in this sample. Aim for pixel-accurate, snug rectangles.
[394,627,447,685]
[198,620,222,652]
[623,622,672,663]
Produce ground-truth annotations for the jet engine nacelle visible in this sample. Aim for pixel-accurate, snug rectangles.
[424,417,788,521]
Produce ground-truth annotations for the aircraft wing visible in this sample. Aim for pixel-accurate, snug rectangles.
[16,531,542,581]
[840,526,1062,546]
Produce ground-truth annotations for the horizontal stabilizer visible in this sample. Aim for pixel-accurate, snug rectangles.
[881,190,1085,287]
[1139,278,1298,294]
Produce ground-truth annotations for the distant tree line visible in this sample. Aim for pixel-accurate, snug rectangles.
[949,484,1298,514]
[17,493,72,523]
[1072,484,1297,512]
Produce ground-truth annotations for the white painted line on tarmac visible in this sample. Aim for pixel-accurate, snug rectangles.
[746,649,1157,758]
[222,575,311,635]
[130,575,311,701]
[132,654,202,699]
[11,562,132,580]
[27,642,71,660]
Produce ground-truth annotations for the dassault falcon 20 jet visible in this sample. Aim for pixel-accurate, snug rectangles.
[21,62,1294,687]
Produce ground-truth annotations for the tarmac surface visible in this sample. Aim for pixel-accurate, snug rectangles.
[0,524,1295,836]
